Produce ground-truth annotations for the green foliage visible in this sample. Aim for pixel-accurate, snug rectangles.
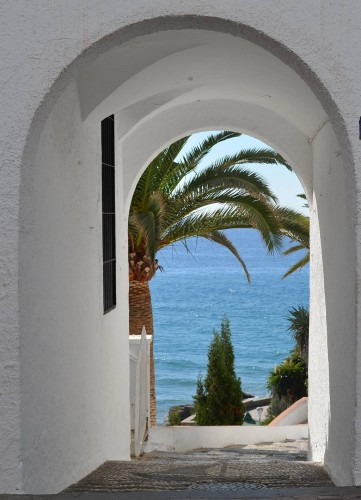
[194,375,208,425]
[265,307,309,422]
[281,197,310,279]
[287,306,309,364]
[194,316,244,425]
[267,353,307,407]
[128,131,306,283]
[167,411,181,426]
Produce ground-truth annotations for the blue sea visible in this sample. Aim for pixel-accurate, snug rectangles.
[150,228,309,424]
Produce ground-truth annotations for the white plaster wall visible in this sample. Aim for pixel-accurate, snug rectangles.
[146,425,308,454]
[79,30,326,132]
[1,0,361,493]
[120,99,313,210]
[309,123,357,485]
[308,192,329,465]
[19,82,130,493]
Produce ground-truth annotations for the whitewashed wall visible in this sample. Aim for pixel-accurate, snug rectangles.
[0,0,361,493]
[309,123,357,484]
[146,425,308,453]
[19,81,130,493]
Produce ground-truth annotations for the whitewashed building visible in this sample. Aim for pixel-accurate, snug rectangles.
[1,0,361,493]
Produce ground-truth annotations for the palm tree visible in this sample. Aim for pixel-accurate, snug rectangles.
[128,131,299,425]
[287,306,309,365]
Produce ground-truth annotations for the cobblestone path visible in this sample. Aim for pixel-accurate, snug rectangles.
[66,439,333,493]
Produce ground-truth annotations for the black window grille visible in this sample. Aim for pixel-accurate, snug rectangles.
[101,115,116,312]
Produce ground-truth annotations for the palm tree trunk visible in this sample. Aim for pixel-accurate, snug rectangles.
[129,280,156,426]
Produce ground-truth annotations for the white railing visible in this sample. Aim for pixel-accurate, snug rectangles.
[129,326,152,457]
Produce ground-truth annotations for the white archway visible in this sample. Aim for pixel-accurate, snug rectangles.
[9,12,358,494]
[77,28,354,482]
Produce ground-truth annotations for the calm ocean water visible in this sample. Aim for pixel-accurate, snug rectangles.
[150,228,309,424]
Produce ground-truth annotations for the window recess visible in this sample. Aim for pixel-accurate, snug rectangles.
[101,115,116,313]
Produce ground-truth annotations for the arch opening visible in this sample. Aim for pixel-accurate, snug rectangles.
[127,128,310,428]
[18,22,357,493]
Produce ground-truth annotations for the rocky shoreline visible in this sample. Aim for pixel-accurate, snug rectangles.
[168,395,271,425]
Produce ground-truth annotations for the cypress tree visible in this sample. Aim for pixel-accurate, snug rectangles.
[194,316,244,425]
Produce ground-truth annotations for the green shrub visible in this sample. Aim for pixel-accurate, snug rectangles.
[193,316,244,425]
[266,352,307,421]
[267,353,307,400]
[167,410,181,426]
[264,307,309,423]
[287,307,309,365]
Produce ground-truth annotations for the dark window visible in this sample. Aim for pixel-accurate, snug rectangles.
[101,115,116,312]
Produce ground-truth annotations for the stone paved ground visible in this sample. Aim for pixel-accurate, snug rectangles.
[66,439,334,494]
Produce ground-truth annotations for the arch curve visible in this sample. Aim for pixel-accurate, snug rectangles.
[22,15,353,180]
[15,9,358,493]
[120,98,313,211]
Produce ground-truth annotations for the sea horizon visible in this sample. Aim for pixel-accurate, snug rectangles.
[150,228,309,424]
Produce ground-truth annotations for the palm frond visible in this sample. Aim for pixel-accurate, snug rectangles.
[154,137,190,191]
[173,166,278,203]
[178,131,240,169]
[179,147,291,182]
[166,188,281,233]
[129,212,156,261]
[194,193,284,253]
[203,230,251,283]
[129,131,304,281]
[297,193,309,209]
[129,192,165,262]
[282,244,306,256]
[282,253,310,279]
[167,131,241,189]
[163,199,283,254]
[278,207,309,248]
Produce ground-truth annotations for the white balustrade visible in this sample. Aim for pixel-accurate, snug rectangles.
[129,327,152,457]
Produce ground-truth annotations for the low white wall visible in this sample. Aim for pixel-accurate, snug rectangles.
[145,425,308,453]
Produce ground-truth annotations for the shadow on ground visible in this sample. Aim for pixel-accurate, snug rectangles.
[66,439,333,493]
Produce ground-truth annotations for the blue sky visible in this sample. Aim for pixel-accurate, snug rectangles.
[180,131,309,215]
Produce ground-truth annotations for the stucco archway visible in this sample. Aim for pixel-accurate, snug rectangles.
[11,12,358,494]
